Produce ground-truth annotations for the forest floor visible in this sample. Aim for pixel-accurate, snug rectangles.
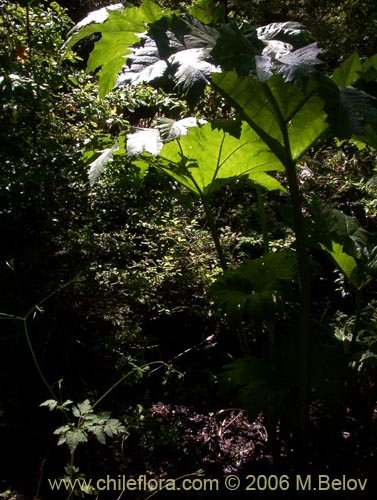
[1,403,376,499]
[135,401,377,499]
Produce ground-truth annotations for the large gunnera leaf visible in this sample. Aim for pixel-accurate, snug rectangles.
[168,47,218,91]
[64,0,164,98]
[256,22,311,47]
[66,3,124,34]
[210,250,298,321]
[137,121,285,196]
[116,36,168,86]
[66,4,323,100]
[212,73,328,163]
[220,356,289,422]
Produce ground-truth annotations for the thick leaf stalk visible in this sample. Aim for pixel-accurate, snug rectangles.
[284,158,312,459]
[268,83,312,457]
[201,194,228,271]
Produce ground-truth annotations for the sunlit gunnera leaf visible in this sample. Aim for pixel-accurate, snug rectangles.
[138,121,284,196]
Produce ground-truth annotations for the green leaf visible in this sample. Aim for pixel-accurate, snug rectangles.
[274,43,323,83]
[65,2,165,98]
[168,48,217,92]
[367,246,377,276]
[116,17,219,92]
[338,87,377,140]
[92,427,107,445]
[184,18,219,51]
[61,399,74,410]
[332,52,362,87]
[211,250,298,321]
[156,117,199,141]
[320,241,358,285]
[72,399,92,418]
[65,4,124,39]
[357,123,377,150]
[313,59,377,147]
[308,199,373,289]
[88,143,119,186]
[65,430,88,454]
[248,172,286,192]
[127,129,163,158]
[254,21,322,86]
[212,72,328,163]
[116,36,168,86]
[131,160,150,180]
[88,35,135,98]
[189,0,226,25]
[220,357,289,422]
[212,25,263,75]
[40,399,58,411]
[257,22,311,47]
[308,199,370,258]
[139,121,284,196]
[54,424,70,446]
[140,0,165,24]
[255,42,323,86]
[104,418,126,438]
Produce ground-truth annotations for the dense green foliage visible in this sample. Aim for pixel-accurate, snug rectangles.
[1,1,377,499]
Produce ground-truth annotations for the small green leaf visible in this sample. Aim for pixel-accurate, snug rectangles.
[88,143,119,186]
[308,199,373,289]
[61,399,74,409]
[93,427,107,445]
[54,424,70,436]
[57,436,66,446]
[65,430,88,454]
[309,199,370,258]
[72,399,92,418]
[40,399,58,411]
[104,418,126,438]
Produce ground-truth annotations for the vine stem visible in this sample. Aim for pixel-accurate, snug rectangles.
[92,361,167,410]
[22,318,57,401]
[0,277,82,418]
